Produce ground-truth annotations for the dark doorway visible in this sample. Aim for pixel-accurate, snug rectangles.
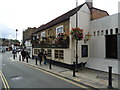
[106,35,117,59]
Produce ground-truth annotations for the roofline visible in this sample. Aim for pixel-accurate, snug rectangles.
[91,7,109,16]
[33,3,85,34]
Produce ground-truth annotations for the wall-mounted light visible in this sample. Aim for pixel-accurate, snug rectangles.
[84,32,92,43]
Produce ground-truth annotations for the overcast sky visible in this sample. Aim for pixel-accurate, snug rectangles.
[0,0,119,41]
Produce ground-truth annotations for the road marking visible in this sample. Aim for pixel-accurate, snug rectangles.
[0,71,10,90]
[18,62,87,88]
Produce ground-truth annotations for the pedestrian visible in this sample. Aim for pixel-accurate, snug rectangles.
[25,51,30,63]
[38,50,43,65]
[21,49,26,61]
[12,49,16,59]
[43,51,47,65]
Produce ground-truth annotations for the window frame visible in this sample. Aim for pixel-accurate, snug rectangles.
[54,50,64,61]
[56,25,64,37]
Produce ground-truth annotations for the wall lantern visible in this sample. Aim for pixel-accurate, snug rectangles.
[84,32,92,43]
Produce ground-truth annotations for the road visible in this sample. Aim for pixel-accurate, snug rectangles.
[1,52,81,88]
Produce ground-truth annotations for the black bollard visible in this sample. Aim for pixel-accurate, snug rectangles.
[26,57,28,63]
[49,59,52,69]
[107,66,113,89]
[73,62,76,77]
[35,58,37,65]
[13,54,15,59]
[19,55,21,61]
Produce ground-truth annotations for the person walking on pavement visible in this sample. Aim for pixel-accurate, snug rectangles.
[38,50,43,65]
[21,49,26,61]
[43,51,47,65]
[12,49,17,59]
[25,50,30,63]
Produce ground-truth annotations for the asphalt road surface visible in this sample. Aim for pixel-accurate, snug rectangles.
[1,52,81,88]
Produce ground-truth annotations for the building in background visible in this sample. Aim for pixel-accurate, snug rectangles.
[23,27,38,58]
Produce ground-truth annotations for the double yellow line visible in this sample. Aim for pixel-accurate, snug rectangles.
[0,71,10,90]
[19,62,87,88]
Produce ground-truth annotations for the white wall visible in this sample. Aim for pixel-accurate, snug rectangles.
[86,13,119,74]
[89,14,118,58]
[70,4,91,63]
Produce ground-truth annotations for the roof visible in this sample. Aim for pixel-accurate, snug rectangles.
[33,3,109,34]
[91,7,109,16]
[33,3,85,34]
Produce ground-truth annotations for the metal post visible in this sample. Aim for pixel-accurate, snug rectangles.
[75,0,78,72]
[26,57,28,63]
[13,54,15,59]
[75,40,78,72]
[107,66,113,89]
[22,57,24,61]
[49,59,52,69]
[19,55,21,61]
[73,62,76,77]
[35,58,37,65]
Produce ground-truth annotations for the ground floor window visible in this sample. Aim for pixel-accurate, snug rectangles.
[106,35,117,59]
[47,49,52,57]
[34,49,38,55]
[55,50,64,61]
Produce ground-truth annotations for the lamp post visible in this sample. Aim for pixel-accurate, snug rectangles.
[16,29,18,40]
[15,29,18,56]
[75,0,78,72]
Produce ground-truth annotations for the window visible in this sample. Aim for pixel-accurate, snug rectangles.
[93,31,96,36]
[55,50,59,59]
[34,49,38,55]
[106,30,108,35]
[47,49,52,57]
[56,25,64,37]
[101,30,104,36]
[110,29,113,34]
[41,31,45,37]
[97,31,99,36]
[115,28,118,34]
[37,34,39,39]
[59,50,64,59]
[33,35,37,40]
[55,50,64,61]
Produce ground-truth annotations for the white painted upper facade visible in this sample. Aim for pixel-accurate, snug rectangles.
[70,3,119,74]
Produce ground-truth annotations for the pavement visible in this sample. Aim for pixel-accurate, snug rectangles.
[10,55,119,89]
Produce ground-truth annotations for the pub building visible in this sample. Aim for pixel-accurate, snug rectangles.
[30,0,120,74]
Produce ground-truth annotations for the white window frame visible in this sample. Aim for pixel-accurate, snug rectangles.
[56,25,64,37]
[41,31,45,37]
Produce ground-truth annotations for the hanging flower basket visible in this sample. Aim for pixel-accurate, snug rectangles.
[71,27,83,40]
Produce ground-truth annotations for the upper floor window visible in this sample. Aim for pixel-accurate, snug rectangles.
[106,30,108,35]
[37,34,39,39]
[115,28,118,34]
[101,30,104,36]
[110,29,113,34]
[41,31,45,37]
[56,25,64,37]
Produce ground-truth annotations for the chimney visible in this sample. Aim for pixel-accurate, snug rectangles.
[86,0,93,8]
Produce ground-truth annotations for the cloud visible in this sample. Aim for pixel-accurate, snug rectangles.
[0,24,15,39]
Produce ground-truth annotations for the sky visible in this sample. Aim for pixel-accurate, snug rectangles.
[0,0,119,42]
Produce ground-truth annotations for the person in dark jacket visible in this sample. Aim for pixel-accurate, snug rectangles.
[38,51,43,65]
[12,49,16,59]
[43,51,47,65]
[21,49,26,61]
